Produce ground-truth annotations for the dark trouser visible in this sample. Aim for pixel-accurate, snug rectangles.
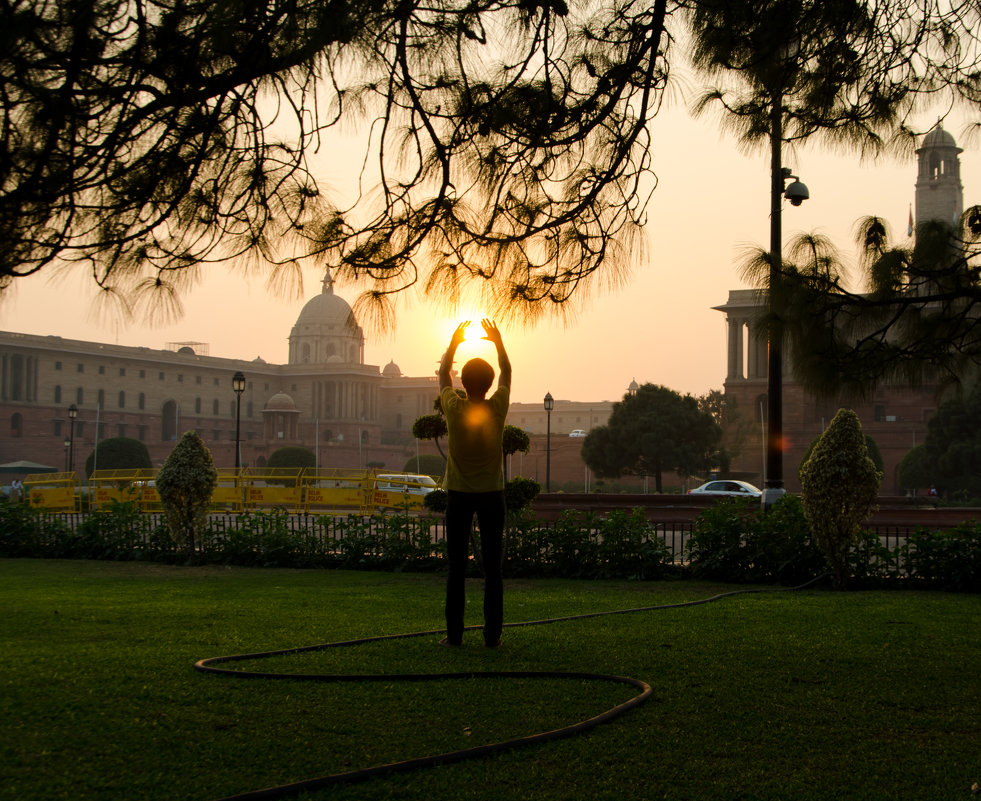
[444,490,505,646]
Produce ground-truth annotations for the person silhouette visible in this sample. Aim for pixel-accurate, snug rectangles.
[437,319,511,648]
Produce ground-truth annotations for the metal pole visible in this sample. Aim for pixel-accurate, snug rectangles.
[763,93,786,509]
[235,394,242,471]
[546,410,551,492]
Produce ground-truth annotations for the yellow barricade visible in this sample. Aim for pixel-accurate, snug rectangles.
[302,468,372,514]
[239,467,305,512]
[89,469,157,510]
[25,471,79,512]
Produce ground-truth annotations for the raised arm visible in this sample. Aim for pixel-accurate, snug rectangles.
[439,322,469,390]
[481,319,511,389]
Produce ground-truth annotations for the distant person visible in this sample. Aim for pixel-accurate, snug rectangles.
[928,485,938,497]
[9,478,22,503]
[438,319,511,648]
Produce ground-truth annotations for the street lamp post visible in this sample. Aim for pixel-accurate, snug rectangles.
[763,94,808,509]
[232,372,246,472]
[544,392,554,492]
[67,404,78,474]
[64,438,71,472]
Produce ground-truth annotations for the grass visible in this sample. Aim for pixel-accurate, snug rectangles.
[1,559,979,801]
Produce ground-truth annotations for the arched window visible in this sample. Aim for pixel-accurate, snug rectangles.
[302,343,311,363]
[10,412,23,438]
[162,400,178,441]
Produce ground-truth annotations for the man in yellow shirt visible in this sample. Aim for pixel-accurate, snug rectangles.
[438,319,511,647]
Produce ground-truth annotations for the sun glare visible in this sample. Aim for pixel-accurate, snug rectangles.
[442,313,496,363]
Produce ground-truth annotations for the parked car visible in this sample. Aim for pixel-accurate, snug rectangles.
[569,429,587,438]
[687,480,762,498]
[374,474,438,496]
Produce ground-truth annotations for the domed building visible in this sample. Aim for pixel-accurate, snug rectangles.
[288,271,365,366]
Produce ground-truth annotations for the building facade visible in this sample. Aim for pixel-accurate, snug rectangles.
[716,123,964,494]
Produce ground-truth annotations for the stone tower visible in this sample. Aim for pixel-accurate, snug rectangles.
[915,122,963,228]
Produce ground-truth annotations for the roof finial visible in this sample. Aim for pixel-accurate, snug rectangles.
[322,267,334,295]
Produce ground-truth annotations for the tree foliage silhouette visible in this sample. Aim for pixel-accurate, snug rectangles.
[2,0,980,326]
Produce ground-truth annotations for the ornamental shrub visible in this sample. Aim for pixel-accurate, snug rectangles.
[83,437,152,479]
[156,431,218,562]
[799,408,882,588]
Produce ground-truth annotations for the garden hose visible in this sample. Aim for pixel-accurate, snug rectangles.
[195,575,829,801]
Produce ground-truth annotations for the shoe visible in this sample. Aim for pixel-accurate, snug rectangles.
[439,637,462,647]
[485,638,502,649]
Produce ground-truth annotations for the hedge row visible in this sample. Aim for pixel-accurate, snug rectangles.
[1,496,979,590]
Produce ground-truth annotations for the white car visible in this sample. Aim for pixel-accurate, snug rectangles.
[569,430,587,438]
[687,480,762,498]
[374,474,438,495]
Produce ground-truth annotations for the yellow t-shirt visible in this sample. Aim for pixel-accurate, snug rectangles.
[440,385,510,492]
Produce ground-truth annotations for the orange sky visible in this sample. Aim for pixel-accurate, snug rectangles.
[1,105,976,405]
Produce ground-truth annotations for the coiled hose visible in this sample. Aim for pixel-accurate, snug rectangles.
[195,576,828,801]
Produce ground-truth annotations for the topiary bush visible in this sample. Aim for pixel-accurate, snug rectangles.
[156,431,218,563]
[402,454,446,476]
[84,437,152,479]
[266,446,316,470]
[799,408,882,588]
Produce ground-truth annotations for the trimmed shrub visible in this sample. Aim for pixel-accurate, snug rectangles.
[156,431,218,562]
[799,409,882,588]
[84,437,152,479]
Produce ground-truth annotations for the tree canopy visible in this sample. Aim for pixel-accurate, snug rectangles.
[746,215,981,398]
[3,0,980,326]
[918,383,981,499]
[581,383,723,492]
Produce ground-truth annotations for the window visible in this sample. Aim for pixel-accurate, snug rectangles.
[97,389,105,407]
[118,390,126,409]
[98,365,105,374]
[138,392,145,410]
[77,363,84,373]
[55,361,62,371]
[54,385,61,404]
[212,399,219,415]
[874,405,886,422]
[177,374,183,383]
[54,420,63,437]
[117,424,127,438]
[195,397,202,413]
[76,387,84,404]
[139,370,146,379]
[137,425,147,442]
[10,413,23,438]
[195,375,201,385]
[119,368,126,377]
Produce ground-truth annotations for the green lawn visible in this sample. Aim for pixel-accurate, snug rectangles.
[1,559,978,801]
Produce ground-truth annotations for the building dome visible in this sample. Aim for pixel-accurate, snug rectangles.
[382,360,402,377]
[921,123,957,151]
[264,391,297,412]
[288,269,366,366]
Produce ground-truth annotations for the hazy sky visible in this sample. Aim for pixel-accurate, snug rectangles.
[1,101,976,406]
